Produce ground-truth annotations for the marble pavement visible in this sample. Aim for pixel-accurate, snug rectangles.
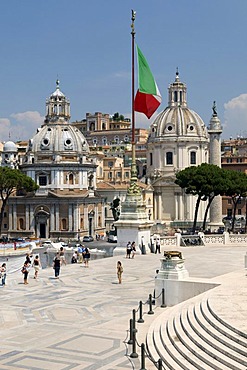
[0,244,246,369]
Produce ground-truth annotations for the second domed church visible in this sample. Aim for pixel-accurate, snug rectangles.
[146,71,222,230]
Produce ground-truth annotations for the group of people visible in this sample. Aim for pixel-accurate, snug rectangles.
[21,253,41,284]
[126,241,136,259]
[76,244,91,266]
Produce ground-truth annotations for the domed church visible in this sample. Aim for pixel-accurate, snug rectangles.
[147,71,221,229]
[5,81,105,240]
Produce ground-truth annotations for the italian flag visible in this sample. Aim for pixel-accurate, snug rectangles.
[134,45,162,119]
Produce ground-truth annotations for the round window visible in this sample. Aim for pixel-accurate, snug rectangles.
[42,138,49,146]
[167,125,173,131]
[189,125,194,131]
[65,139,72,146]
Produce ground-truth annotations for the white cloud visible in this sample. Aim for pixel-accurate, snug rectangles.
[0,111,44,142]
[223,94,247,138]
[10,111,44,125]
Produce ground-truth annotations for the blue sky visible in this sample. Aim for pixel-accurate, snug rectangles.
[1,0,247,141]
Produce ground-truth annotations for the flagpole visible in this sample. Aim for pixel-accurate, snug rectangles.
[128,9,141,196]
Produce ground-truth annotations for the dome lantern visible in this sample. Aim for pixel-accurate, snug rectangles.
[168,69,187,108]
[44,80,71,124]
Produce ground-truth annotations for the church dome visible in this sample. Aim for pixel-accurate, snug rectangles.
[31,123,89,154]
[3,141,17,152]
[149,71,208,141]
[26,81,89,158]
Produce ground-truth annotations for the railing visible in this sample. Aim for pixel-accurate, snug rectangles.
[124,289,166,369]
[160,232,247,247]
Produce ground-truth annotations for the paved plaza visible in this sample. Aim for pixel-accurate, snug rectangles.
[0,244,246,369]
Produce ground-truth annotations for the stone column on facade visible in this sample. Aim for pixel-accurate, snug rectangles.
[158,192,162,220]
[73,204,78,233]
[30,207,34,234]
[207,103,224,231]
[9,204,13,231]
[25,205,30,231]
[13,204,17,230]
[50,204,55,231]
[175,193,179,220]
[84,207,88,231]
[55,204,60,231]
[68,204,73,231]
[178,193,184,221]
[94,206,98,228]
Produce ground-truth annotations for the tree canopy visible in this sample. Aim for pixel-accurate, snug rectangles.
[0,167,38,234]
[175,163,241,233]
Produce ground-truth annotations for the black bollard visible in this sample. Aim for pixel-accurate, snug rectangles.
[132,309,137,333]
[137,301,144,323]
[148,293,154,315]
[158,358,163,369]
[128,318,133,345]
[161,288,166,308]
[140,343,146,370]
[130,327,138,358]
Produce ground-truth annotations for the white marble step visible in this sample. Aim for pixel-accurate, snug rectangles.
[165,314,224,370]
[175,307,247,370]
[194,299,247,356]
[206,298,247,340]
[146,309,196,370]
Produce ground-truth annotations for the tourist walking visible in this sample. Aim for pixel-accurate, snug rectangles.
[25,252,32,266]
[1,263,7,286]
[32,255,41,279]
[131,241,136,258]
[84,247,90,267]
[155,238,161,254]
[53,252,61,278]
[21,261,30,285]
[117,261,123,284]
[126,241,132,259]
[77,244,83,263]
[59,246,66,266]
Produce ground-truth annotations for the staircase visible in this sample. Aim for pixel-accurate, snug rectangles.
[146,295,247,370]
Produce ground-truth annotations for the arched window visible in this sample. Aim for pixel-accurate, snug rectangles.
[69,173,74,185]
[166,152,173,165]
[89,122,95,131]
[80,217,84,229]
[61,218,67,230]
[19,218,24,230]
[102,122,106,130]
[102,137,107,145]
[98,216,101,226]
[190,151,196,165]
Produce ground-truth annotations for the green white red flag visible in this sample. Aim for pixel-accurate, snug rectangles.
[134,45,162,119]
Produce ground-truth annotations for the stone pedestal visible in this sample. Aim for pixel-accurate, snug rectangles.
[156,252,189,280]
[113,193,153,256]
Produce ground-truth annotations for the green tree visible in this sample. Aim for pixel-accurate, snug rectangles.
[224,170,247,231]
[0,168,38,234]
[175,163,229,233]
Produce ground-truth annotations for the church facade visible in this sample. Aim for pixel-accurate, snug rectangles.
[2,81,105,240]
[146,71,222,230]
